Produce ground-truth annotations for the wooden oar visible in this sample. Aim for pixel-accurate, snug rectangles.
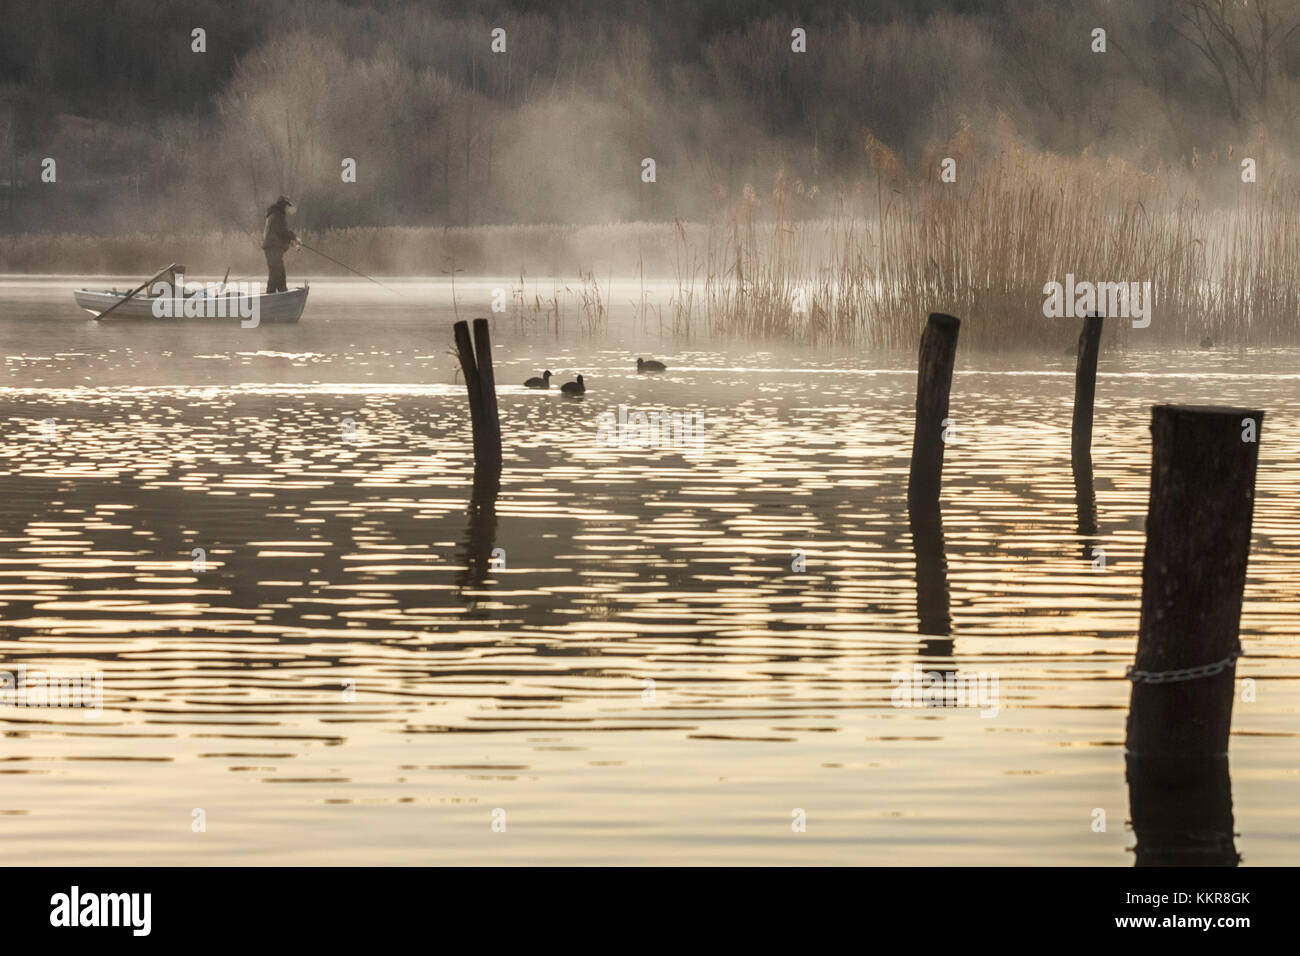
[93,262,177,321]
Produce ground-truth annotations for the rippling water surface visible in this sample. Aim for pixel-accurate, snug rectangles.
[0,277,1296,864]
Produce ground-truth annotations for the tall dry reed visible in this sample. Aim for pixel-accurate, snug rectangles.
[698,123,1300,348]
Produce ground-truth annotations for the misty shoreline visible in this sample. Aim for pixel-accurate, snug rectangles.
[0,222,694,278]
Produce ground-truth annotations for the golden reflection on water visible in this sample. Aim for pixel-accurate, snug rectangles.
[0,291,1297,863]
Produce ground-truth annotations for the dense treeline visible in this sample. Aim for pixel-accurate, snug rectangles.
[2,0,1299,234]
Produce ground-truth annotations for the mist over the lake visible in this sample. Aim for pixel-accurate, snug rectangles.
[2,0,1296,236]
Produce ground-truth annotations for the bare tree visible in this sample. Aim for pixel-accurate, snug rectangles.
[1172,0,1300,128]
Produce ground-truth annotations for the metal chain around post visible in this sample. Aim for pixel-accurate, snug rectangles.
[1125,646,1244,685]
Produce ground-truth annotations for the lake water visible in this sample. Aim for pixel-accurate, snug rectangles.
[0,276,1296,864]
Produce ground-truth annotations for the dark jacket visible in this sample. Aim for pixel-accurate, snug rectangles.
[262,205,296,252]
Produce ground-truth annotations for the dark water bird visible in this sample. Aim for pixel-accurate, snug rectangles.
[560,374,585,395]
[1200,336,1215,348]
[637,357,667,372]
[524,369,552,388]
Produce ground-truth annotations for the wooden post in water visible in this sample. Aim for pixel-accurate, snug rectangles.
[1072,313,1103,536]
[1124,405,1259,867]
[907,313,960,511]
[1071,312,1104,470]
[1126,405,1262,758]
[453,317,503,483]
[907,313,959,646]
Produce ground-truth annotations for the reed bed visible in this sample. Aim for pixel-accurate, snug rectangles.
[697,130,1300,348]
[10,126,1300,348]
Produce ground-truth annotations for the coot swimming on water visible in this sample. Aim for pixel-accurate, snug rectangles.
[560,374,585,395]
[637,358,667,372]
[524,370,552,388]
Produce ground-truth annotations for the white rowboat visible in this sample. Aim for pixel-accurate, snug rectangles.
[73,285,309,323]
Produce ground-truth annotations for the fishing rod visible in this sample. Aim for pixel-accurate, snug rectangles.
[295,240,403,295]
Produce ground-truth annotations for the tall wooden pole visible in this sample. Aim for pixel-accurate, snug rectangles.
[453,318,502,484]
[1126,405,1262,758]
[1071,313,1104,471]
[471,317,502,470]
[1072,313,1104,536]
[906,313,959,643]
[1123,404,1259,867]
[907,313,960,511]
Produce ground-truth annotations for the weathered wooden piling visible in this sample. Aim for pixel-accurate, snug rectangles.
[1123,405,1259,866]
[905,313,958,647]
[453,317,503,482]
[907,313,961,511]
[1071,313,1103,536]
[1070,313,1104,471]
[1126,405,1263,759]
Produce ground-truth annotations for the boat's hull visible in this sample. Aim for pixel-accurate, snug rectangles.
[73,286,308,323]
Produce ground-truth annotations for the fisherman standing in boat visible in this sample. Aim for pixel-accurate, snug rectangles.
[262,195,298,294]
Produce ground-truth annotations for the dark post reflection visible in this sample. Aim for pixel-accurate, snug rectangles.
[456,467,500,611]
[1073,451,1101,563]
[1073,453,1097,537]
[909,497,952,655]
[1126,753,1239,866]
